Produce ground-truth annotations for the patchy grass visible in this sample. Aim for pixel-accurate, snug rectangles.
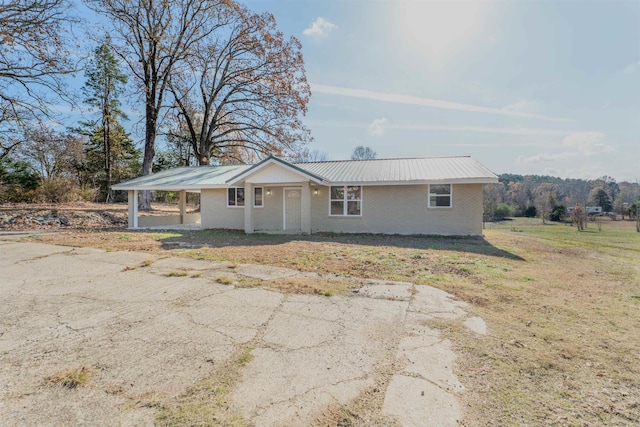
[20,218,640,425]
[46,367,90,389]
[163,271,188,277]
[155,347,253,426]
[215,276,234,285]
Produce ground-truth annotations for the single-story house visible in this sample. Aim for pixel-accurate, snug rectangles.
[112,155,498,236]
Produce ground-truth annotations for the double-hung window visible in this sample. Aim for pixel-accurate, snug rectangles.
[330,185,362,216]
[428,184,452,208]
[228,187,263,207]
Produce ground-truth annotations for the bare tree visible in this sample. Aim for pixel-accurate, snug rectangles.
[87,0,219,208]
[351,146,377,160]
[0,0,77,157]
[18,124,83,180]
[168,2,311,165]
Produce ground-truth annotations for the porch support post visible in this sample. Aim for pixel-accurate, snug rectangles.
[179,190,186,224]
[128,190,138,229]
[301,181,311,234]
[244,182,254,233]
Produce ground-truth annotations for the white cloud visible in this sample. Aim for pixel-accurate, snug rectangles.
[303,17,336,37]
[623,61,640,74]
[517,152,576,164]
[368,117,388,136]
[502,98,537,113]
[310,83,571,122]
[562,132,615,156]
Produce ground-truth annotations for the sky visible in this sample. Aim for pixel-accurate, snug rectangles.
[64,0,640,182]
[236,0,640,181]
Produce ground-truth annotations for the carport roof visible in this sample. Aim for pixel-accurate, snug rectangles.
[112,155,498,190]
[111,165,250,190]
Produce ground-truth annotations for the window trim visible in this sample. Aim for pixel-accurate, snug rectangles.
[329,185,363,217]
[428,184,452,208]
[253,187,263,208]
[227,187,263,208]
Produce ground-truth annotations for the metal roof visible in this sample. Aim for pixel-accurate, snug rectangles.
[111,165,249,190]
[112,156,497,190]
[226,155,329,185]
[296,156,498,184]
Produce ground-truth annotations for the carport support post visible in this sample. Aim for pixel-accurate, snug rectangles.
[244,182,254,233]
[179,190,186,224]
[301,181,311,234]
[128,190,138,229]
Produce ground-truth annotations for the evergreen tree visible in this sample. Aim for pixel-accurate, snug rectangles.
[592,188,612,212]
[81,44,130,202]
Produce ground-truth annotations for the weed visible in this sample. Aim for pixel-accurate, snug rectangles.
[164,271,188,277]
[117,235,130,241]
[216,276,234,285]
[139,259,154,268]
[190,273,202,278]
[410,253,424,259]
[46,367,90,389]
[319,289,333,297]
[156,348,252,426]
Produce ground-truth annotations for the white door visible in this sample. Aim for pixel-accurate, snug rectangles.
[284,188,301,231]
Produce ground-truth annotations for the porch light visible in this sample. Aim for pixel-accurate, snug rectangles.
[266,189,272,196]
[313,189,319,196]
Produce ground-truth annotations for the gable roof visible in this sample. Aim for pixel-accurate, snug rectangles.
[226,155,328,185]
[112,155,497,191]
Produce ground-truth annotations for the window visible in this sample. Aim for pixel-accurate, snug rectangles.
[228,188,245,207]
[228,187,263,207]
[254,187,263,207]
[428,184,451,208]
[330,185,362,216]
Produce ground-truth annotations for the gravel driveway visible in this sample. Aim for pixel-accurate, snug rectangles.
[0,237,486,426]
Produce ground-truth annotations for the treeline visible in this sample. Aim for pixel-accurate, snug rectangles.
[0,0,311,206]
[484,174,640,221]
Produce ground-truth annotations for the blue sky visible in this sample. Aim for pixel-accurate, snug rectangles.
[238,0,640,181]
[66,0,639,181]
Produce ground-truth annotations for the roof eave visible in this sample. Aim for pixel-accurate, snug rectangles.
[323,177,499,186]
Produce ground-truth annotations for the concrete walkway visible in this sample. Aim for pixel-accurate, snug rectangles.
[0,239,486,426]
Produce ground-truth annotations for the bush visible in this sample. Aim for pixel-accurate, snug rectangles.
[33,178,85,203]
[0,158,41,202]
[494,203,515,220]
[524,206,537,218]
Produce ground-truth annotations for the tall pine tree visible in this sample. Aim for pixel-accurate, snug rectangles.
[82,44,136,202]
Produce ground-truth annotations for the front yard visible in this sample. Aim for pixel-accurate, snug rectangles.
[17,214,640,425]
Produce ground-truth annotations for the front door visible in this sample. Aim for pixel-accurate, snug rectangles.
[284,188,301,231]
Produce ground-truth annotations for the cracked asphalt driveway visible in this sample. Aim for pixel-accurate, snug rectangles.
[0,239,486,426]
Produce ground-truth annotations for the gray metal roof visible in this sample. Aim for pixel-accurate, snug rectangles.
[112,156,497,190]
[296,156,498,184]
[111,165,249,190]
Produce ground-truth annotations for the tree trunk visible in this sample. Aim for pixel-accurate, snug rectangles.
[139,105,157,210]
[105,119,112,203]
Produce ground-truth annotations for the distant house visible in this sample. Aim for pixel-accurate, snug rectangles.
[112,155,498,236]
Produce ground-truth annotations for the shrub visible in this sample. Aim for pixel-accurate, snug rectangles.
[494,203,515,220]
[524,206,537,218]
[0,158,41,202]
[33,178,83,203]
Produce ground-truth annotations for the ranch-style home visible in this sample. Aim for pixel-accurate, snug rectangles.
[112,155,498,236]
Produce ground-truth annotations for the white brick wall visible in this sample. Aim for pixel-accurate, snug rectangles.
[201,184,484,236]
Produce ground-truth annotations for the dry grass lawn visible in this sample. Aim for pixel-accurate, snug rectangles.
[17,213,640,426]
